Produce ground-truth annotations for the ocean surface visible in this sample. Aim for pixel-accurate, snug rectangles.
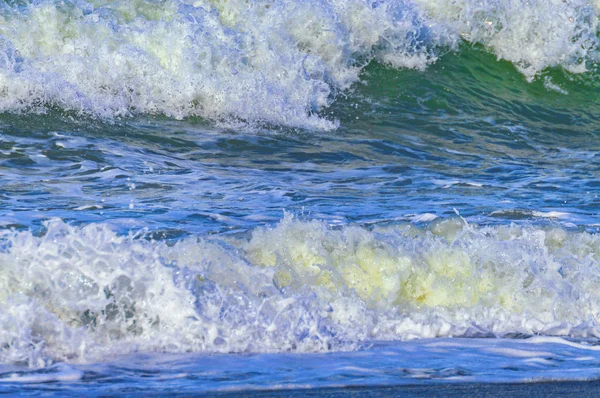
[1,0,600,395]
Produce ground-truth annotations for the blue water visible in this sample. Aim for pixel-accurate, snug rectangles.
[2,0,600,394]
[3,337,600,394]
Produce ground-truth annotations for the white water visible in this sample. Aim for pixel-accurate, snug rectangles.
[414,0,600,79]
[0,0,597,128]
[2,215,600,366]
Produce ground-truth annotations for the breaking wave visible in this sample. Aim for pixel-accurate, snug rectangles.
[3,215,600,366]
[0,0,598,128]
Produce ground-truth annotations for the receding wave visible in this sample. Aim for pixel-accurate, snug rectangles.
[2,215,600,366]
[0,0,598,128]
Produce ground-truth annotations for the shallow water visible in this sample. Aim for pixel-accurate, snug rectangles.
[1,0,600,394]
[3,337,600,394]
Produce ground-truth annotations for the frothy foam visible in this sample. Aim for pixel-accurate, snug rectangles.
[2,216,600,366]
[414,0,600,80]
[0,0,438,129]
[0,0,596,127]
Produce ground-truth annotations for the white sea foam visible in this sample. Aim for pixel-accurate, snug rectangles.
[413,0,600,80]
[2,216,600,366]
[0,0,596,127]
[483,347,554,358]
[0,364,83,383]
[0,0,439,129]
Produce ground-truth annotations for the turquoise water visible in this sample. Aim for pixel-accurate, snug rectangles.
[2,0,600,394]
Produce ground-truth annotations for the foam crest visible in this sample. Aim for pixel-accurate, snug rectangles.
[244,215,600,338]
[414,0,600,79]
[0,0,596,126]
[2,217,600,366]
[0,0,438,129]
[0,219,358,367]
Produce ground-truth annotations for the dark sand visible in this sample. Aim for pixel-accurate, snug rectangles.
[206,380,600,398]
[4,379,600,396]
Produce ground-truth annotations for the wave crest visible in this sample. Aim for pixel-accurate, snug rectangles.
[0,0,597,127]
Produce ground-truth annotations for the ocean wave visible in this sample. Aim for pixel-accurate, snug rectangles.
[0,0,437,129]
[0,0,597,128]
[415,0,599,79]
[2,215,600,366]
